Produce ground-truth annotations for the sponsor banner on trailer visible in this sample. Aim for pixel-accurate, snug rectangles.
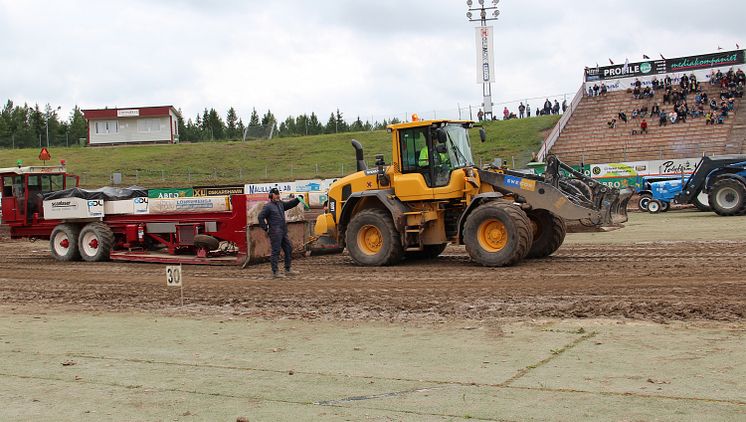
[148,188,194,199]
[192,186,245,197]
[244,181,295,195]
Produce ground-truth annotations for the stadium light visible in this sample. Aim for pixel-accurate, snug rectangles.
[466,0,500,120]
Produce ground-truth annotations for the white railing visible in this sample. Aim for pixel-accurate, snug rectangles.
[537,83,586,161]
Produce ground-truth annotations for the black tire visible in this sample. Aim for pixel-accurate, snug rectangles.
[78,222,115,262]
[647,199,662,214]
[406,243,448,260]
[660,201,670,212]
[526,209,566,259]
[709,178,746,216]
[463,201,533,267]
[49,224,81,262]
[194,234,220,251]
[637,194,652,211]
[345,209,404,266]
[692,190,712,212]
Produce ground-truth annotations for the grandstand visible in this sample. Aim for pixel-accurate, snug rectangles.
[539,50,746,165]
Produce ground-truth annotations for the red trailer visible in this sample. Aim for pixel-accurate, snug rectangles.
[0,165,306,265]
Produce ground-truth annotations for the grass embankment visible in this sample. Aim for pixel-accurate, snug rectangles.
[0,115,559,188]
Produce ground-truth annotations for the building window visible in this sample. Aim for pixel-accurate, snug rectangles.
[137,118,162,133]
[94,120,118,134]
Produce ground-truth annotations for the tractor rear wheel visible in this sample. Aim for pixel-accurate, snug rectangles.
[709,178,746,216]
[78,222,115,262]
[406,243,448,260]
[50,224,81,262]
[463,201,532,267]
[526,209,566,259]
[660,201,670,212]
[346,209,403,266]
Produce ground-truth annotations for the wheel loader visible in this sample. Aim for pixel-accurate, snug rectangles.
[313,119,631,267]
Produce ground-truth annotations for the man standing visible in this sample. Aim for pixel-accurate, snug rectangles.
[258,188,302,278]
[518,102,526,118]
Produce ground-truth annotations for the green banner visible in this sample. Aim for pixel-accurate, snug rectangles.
[148,188,194,199]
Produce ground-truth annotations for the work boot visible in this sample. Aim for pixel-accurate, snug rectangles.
[285,269,300,277]
[271,271,286,279]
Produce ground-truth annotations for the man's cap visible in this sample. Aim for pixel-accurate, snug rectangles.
[269,187,280,195]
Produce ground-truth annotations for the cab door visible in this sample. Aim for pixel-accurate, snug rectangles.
[1,175,21,223]
[393,126,436,201]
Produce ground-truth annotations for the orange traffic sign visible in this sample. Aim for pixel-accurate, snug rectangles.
[39,147,51,161]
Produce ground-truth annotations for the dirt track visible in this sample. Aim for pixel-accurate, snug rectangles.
[1,227,745,322]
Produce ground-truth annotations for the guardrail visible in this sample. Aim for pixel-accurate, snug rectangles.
[537,84,585,162]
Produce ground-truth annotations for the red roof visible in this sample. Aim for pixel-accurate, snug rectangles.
[82,105,179,120]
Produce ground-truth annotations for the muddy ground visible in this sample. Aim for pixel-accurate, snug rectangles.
[1,211,744,322]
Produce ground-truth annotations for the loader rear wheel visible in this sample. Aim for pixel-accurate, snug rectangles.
[406,243,448,260]
[463,202,532,267]
[526,209,566,259]
[78,222,114,262]
[346,209,403,266]
[709,179,745,216]
[50,224,81,262]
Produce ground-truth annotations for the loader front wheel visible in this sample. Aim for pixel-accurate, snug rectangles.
[78,222,115,262]
[50,224,81,262]
[709,179,745,216]
[526,209,566,259]
[463,202,532,267]
[346,209,403,266]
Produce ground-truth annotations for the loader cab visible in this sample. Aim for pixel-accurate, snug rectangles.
[393,121,475,200]
[0,166,78,225]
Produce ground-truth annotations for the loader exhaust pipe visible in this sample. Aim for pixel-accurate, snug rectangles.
[351,139,367,172]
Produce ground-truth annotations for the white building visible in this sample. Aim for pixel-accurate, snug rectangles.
[82,106,180,146]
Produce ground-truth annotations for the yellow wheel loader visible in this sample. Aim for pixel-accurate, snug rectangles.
[313,119,630,267]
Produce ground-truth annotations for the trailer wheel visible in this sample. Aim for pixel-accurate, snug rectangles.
[463,201,532,267]
[346,209,403,266]
[78,222,114,262]
[647,200,662,214]
[637,194,652,211]
[526,209,566,259]
[50,224,81,262]
[406,243,448,260]
[709,178,746,216]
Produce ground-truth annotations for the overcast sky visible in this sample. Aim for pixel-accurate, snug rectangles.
[0,0,743,123]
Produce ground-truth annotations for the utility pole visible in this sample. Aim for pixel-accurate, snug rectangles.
[466,0,500,120]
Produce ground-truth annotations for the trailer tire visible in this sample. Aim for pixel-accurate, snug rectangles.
[194,234,220,251]
[526,209,566,259]
[709,178,746,216]
[464,201,532,267]
[50,224,81,262]
[346,209,404,266]
[406,243,448,260]
[78,222,114,262]
[637,194,652,211]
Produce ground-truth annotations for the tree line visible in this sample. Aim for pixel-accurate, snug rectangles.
[0,99,405,149]
[178,107,401,141]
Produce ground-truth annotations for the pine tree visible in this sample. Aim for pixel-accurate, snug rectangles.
[335,108,348,132]
[308,112,323,135]
[324,112,337,134]
[249,108,260,127]
[226,107,238,139]
[68,106,87,146]
[350,116,364,132]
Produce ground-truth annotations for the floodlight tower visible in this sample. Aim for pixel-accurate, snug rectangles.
[466,0,500,120]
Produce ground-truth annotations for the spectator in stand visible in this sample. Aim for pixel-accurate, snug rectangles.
[642,86,653,98]
[526,103,531,117]
[543,99,552,115]
[721,102,729,118]
[705,111,714,125]
[669,110,678,124]
[737,82,744,98]
[678,101,688,123]
[710,98,719,110]
[631,109,639,119]
[718,113,726,124]
[553,100,560,115]
[640,119,648,134]
[588,86,594,96]
[680,74,689,93]
[652,76,660,90]
[634,78,642,89]
[562,99,568,113]
[651,103,661,116]
[600,83,608,95]
[737,68,746,85]
[692,103,704,118]
[659,109,668,126]
[477,109,484,121]
[518,102,526,118]
[633,85,641,99]
[664,75,672,89]
[728,98,735,111]
[701,92,709,104]
[663,88,672,105]
[607,118,617,129]
[639,105,649,117]
[503,107,510,120]
[695,92,702,105]
[618,110,628,123]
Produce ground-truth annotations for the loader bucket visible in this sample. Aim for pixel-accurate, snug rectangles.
[602,187,632,226]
